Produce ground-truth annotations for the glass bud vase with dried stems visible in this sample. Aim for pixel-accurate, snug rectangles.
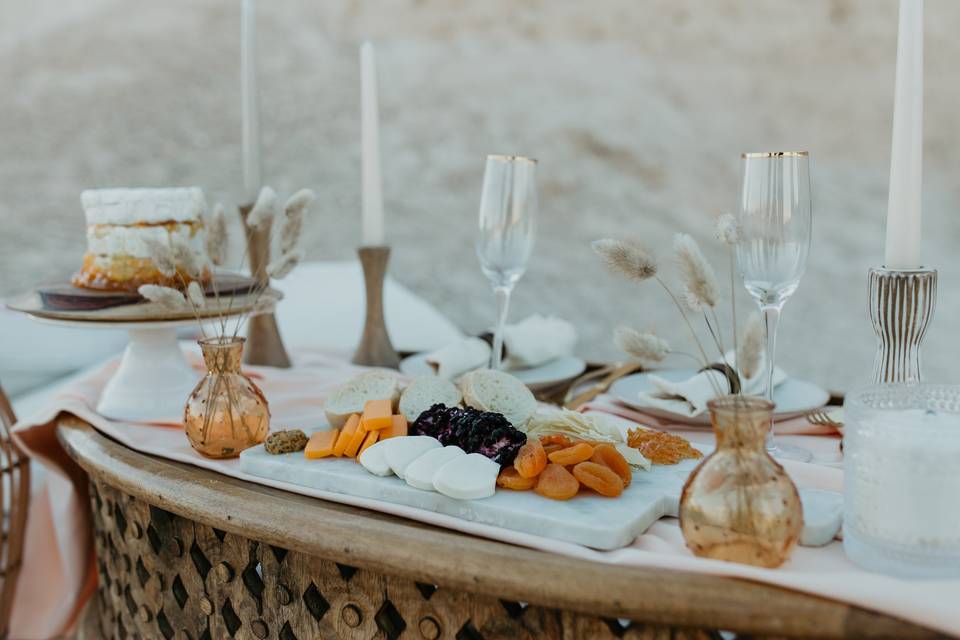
[184,337,270,458]
[679,395,802,568]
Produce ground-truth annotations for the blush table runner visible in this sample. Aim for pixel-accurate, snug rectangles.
[11,351,960,639]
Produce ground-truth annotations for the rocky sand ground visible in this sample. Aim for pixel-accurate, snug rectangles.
[3,0,960,391]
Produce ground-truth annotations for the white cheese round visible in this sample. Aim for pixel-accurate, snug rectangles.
[404,446,466,491]
[433,453,500,500]
[381,436,442,479]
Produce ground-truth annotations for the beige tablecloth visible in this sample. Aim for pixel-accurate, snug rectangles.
[11,352,960,639]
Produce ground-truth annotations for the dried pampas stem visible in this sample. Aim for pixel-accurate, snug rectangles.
[246,186,277,231]
[266,249,303,280]
[674,233,719,308]
[594,234,718,389]
[738,312,764,380]
[592,239,657,282]
[614,327,670,363]
[206,204,228,266]
[279,188,315,254]
[138,284,187,311]
[720,213,740,377]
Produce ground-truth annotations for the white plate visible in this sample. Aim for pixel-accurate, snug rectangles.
[609,369,830,426]
[399,353,586,390]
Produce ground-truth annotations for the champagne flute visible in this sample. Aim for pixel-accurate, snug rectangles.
[736,151,813,462]
[476,155,538,370]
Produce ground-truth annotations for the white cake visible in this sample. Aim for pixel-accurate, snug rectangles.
[72,188,211,291]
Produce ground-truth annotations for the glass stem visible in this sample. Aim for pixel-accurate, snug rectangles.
[760,302,783,450]
[491,285,513,370]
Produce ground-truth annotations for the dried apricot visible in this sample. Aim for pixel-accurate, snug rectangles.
[590,444,632,487]
[627,428,702,465]
[514,439,547,478]
[540,434,572,447]
[497,467,537,491]
[572,462,624,497]
[547,442,594,466]
[535,464,580,500]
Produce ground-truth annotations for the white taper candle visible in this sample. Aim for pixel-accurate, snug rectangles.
[361,41,385,246]
[241,0,262,204]
[884,0,923,269]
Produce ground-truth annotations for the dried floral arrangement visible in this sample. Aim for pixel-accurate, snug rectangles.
[592,214,762,397]
[138,185,315,339]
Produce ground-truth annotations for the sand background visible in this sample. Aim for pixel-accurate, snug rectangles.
[2,0,959,392]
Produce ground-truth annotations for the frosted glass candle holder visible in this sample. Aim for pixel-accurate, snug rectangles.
[844,385,960,578]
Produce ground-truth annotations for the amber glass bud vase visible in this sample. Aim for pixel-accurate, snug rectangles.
[679,395,802,568]
[184,337,270,459]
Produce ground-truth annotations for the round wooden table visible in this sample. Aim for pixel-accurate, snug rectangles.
[57,418,940,640]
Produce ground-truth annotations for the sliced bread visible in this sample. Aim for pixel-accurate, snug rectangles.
[459,369,537,429]
[399,376,462,423]
[324,371,400,428]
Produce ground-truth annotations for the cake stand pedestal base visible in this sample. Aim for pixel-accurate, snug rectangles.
[96,326,200,423]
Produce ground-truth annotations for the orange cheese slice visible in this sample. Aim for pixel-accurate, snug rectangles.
[305,429,339,459]
[361,399,394,431]
[379,415,408,440]
[357,429,379,457]
[332,414,361,457]
[344,420,369,458]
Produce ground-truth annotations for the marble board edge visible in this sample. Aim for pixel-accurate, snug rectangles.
[238,445,684,551]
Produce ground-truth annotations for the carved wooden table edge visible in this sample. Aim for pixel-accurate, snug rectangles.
[57,417,944,640]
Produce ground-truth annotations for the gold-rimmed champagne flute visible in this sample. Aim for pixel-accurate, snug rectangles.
[736,151,813,462]
[476,155,538,370]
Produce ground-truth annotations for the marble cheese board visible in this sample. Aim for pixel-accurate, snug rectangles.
[240,436,705,550]
[240,435,843,550]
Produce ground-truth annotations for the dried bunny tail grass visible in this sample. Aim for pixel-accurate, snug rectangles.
[592,239,657,282]
[279,188,315,254]
[278,215,302,255]
[206,203,228,266]
[246,186,277,231]
[138,284,187,311]
[284,188,315,217]
[681,286,703,313]
[250,289,283,316]
[266,249,304,280]
[614,326,670,363]
[171,238,204,278]
[715,213,740,245]
[186,281,206,308]
[143,238,177,278]
[673,233,719,308]
[737,312,764,379]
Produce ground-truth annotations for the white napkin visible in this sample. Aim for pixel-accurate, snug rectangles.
[729,349,787,396]
[502,314,577,369]
[635,352,787,418]
[425,337,491,379]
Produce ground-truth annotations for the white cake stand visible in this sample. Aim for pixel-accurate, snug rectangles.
[29,316,229,423]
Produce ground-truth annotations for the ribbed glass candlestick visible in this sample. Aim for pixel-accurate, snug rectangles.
[868,266,937,385]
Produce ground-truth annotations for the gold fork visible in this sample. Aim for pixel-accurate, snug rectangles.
[806,409,844,431]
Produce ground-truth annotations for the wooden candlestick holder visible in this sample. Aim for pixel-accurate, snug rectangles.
[240,203,292,368]
[353,246,400,369]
